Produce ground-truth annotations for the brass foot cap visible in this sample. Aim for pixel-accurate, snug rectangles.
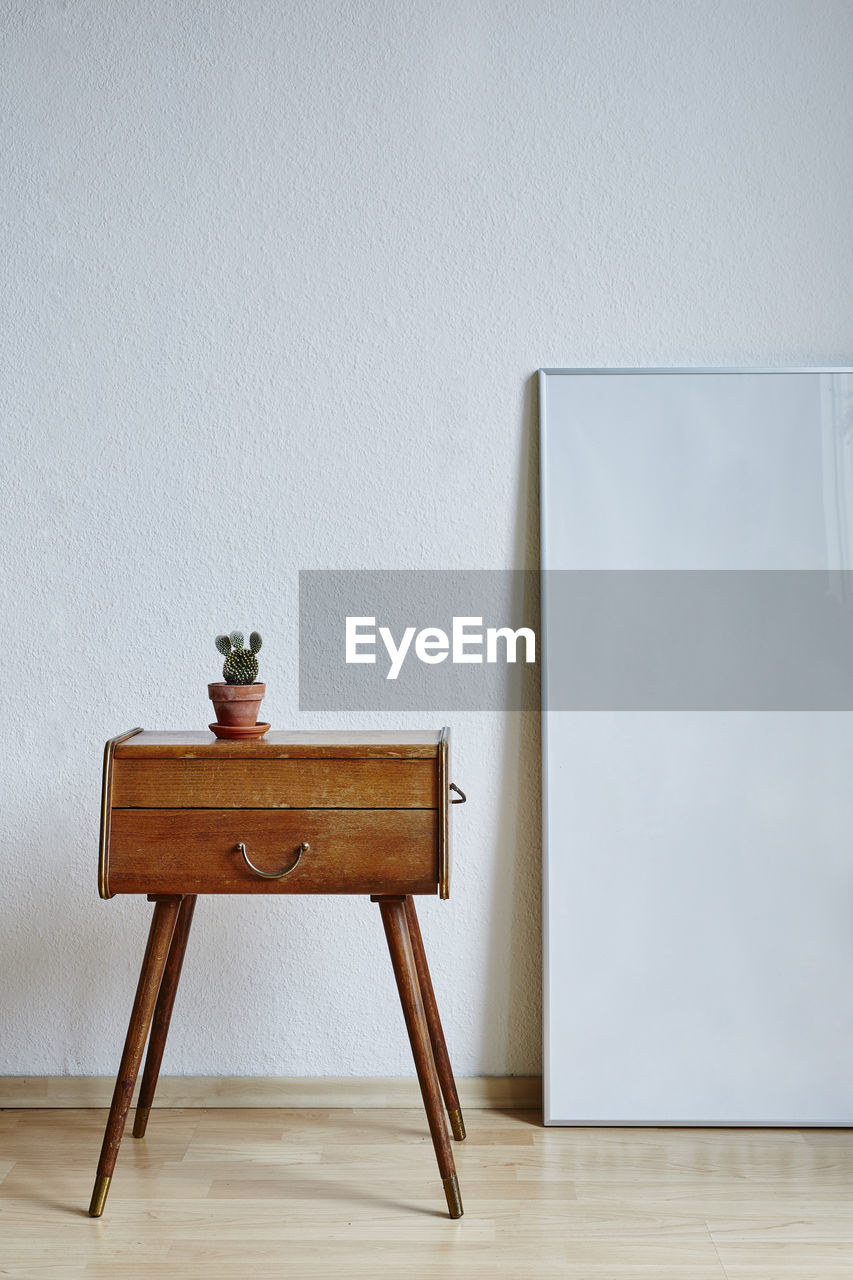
[132,1106,150,1139]
[88,1174,111,1218]
[449,1107,466,1141]
[443,1173,463,1219]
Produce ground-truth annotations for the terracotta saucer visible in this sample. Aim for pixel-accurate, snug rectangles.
[209,721,271,740]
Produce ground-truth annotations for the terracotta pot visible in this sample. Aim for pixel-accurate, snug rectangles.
[208,682,265,727]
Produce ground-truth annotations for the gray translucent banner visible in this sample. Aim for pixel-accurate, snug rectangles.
[299,570,853,711]
[299,570,540,711]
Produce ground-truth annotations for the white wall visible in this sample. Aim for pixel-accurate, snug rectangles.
[1,0,851,1076]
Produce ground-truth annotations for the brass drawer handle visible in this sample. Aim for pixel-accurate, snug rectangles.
[450,782,466,804]
[237,841,309,880]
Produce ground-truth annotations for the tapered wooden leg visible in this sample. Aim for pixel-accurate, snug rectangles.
[133,894,197,1138]
[374,895,462,1219]
[403,895,466,1141]
[88,896,182,1217]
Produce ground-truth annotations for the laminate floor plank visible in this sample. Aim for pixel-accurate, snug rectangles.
[0,1108,850,1279]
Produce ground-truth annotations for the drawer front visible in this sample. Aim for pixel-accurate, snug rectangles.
[107,809,437,895]
[111,759,436,809]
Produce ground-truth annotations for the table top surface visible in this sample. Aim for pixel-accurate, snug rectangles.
[114,729,445,760]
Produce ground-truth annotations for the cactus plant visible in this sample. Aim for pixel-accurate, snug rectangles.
[215,630,263,685]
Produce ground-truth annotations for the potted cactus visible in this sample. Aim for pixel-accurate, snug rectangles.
[208,630,267,737]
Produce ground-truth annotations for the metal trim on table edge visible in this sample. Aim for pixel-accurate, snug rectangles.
[438,726,450,899]
[99,727,143,899]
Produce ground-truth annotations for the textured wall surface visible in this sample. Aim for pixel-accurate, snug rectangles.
[1,0,851,1076]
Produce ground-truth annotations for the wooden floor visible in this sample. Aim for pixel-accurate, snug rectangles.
[1,1109,852,1278]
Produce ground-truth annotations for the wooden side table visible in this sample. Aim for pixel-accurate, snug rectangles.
[89,727,467,1219]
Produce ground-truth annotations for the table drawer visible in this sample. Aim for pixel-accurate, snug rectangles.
[111,759,436,809]
[106,809,437,895]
